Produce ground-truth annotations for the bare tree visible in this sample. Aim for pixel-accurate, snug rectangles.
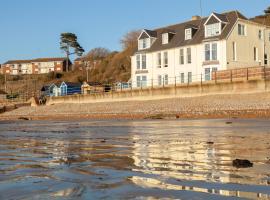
[86,47,111,60]
[265,6,270,15]
[120,30,141,50]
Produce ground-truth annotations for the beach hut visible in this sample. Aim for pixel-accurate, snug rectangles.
[41,84,56,97]
[52,84,61,97]
[60,82,81,96]
[81,82,103,95]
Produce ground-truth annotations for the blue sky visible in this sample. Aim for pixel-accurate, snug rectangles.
[0,0,269,63]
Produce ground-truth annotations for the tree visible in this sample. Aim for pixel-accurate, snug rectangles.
[86,47,111,60]
[60,33,85,72]
[265,6,270,15]
[120,30,141,50]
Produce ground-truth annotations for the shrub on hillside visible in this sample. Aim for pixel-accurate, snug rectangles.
[77,75,86,83]
[12,75,23,81]
[47,72,63,80]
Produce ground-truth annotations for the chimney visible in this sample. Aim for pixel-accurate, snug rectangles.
[191,15,201,21]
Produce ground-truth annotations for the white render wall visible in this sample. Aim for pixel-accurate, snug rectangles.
[131,40,227,88]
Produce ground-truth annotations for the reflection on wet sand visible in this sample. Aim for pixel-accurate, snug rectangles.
[0,119,270,199]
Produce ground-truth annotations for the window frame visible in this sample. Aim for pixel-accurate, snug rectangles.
[157,53,162,68]
[205,23,221,37]
[258,30,263,40]
[186,48,192,64]
[179,49,184,65]
[162,33,169,45]
[180,73,185,84]
[164,74,169,85]
[185,28,192,40]
[188,72,192,83]
[142,54,147,69]
[204,42,218,61]
[238,24,246,36]
[136,55,140,70]
[163,52,168,67]
[232,42,237,61]
[254,47,258,62]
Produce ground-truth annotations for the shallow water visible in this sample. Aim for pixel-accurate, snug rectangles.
[0,119,270,200]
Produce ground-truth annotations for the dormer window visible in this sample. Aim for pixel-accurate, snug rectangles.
[138,29,157,50]
[204,13,227,38]
[205,23,221,37]
[162,33,169,44]
[185,28,192,40]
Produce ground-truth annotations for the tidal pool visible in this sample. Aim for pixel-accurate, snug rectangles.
[0,119,270,199]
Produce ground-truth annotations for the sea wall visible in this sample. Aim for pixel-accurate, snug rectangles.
[47,79,270,105]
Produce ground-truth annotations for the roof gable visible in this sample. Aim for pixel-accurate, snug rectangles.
[204,13,228,26]
[138,29,157,40]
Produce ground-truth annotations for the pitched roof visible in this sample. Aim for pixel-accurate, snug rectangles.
[3,57,67,65]
[136,11,247,54]
[62,82,82,87]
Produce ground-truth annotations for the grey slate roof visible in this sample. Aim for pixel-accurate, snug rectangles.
[136,11,247,54]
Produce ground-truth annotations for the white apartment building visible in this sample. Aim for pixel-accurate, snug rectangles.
[131,11,270,88]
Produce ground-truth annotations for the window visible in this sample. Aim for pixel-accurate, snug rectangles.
[141,76,147,87]
[185,28,192,40]
[143,39,147,48]
[158,75,162,86]
[136,76,147,87]
[211,43,217,61]
[205,23,220,37]
[205,68,211,81]
[238,24,246,36]
[138,38,149,50]
[136,55,140,69]
[162,33,169,44]
[164,52,168,67]
[188,72,192,83]
[205,44,211,61]
[204,43,217,61]
[254,47,258,61]
[187,48,192,64]
[142,54,146,69]
[259,30,263,40]
[157,53,161,68]
[179,49,184,64]
[180,73,185,83]
[136,76,141,87]
[164,74,169,85]
[265,54,268,65]
[233,42,237,61]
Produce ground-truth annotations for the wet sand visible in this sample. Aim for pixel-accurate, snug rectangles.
[0,119,270,199]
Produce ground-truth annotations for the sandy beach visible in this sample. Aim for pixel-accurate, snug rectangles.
[1,92,270,120]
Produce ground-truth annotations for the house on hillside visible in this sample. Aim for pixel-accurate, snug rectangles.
[131,11,270,88]
[1,58,72,75]
[60,82,82,96]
